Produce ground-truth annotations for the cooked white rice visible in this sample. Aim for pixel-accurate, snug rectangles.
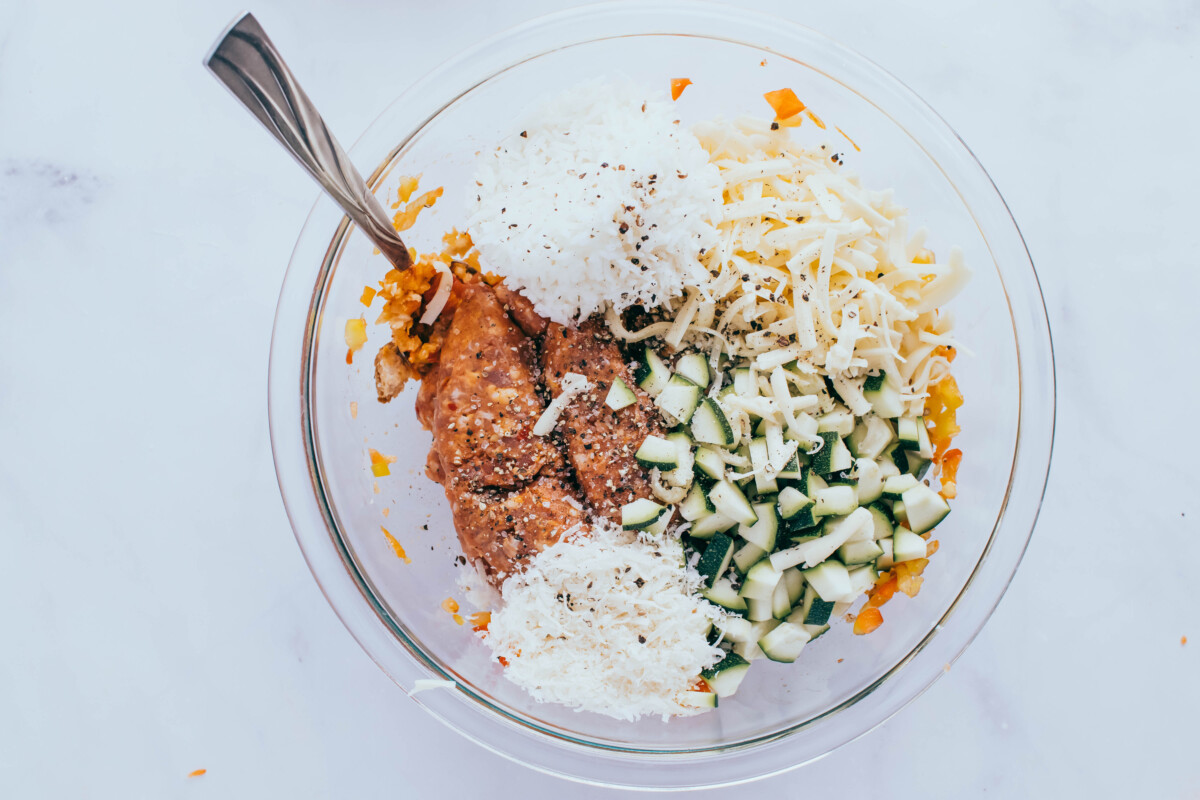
[467,81,722,325]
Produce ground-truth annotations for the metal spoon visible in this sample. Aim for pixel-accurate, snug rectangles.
[205,12,412,271]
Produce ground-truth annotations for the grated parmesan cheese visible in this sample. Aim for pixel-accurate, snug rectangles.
[467,82,723,325]
[485,525,725,721]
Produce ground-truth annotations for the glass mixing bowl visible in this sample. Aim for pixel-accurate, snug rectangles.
[267,1,1055,789]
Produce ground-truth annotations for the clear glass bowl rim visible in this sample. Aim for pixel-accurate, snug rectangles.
[266,0,1056,789]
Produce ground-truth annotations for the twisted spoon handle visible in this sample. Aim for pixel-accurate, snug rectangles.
[205,13,412,270]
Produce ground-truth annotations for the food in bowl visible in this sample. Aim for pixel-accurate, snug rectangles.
[358,80,967,720]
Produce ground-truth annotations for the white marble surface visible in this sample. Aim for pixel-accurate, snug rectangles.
[1,0,1197,796]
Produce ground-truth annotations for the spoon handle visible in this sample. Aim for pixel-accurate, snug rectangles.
[205,13,412,271]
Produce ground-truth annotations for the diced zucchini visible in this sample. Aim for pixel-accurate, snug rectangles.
[882,473,920,499]
[844,563,883,599]
[689,510,736,540]
[885,442,909,475]
[732,367,756,397]
[681,690,719,709]
[701,577,747,611]
[892,528,928,563]
[739,559,782,601]
[802,560,852,602]
[798,584,835,625]
[697,532,735,588]
[748,438,779,496]
[863,371,904,418]
[817,408,855,437]
[679,481,714,521]
[675,352,711,388]
[867,502,895,540]
[690,397,735,446]
[900,482,951,534]
[634,346,671,397]
[745,597,774,622]
[811,431,853,475]
[892,499,908,526]
[758,621,811,663]
[604,376,637,411]
[907,453,933,480]
[839,539,884,566]
[693,446,726,481]
[621,498,667,530]
[777,486,813,520]
[709,480,758,526]
[717,615,756,643]
[897,416,923,451]
[701,652,752,698]
[732,541,767,575]
[812,485,858,518]
[776,452,804,481]
[734,620,779,659]
[643,510,672,537]
[802,623,831,641]
[737,502,779,552]
[877,537,895,569]
[848,414,895,460]
[855,457,884,504]
[663,431,695,488]
[635,435,679,470]
[916,421,934,459]
[783,566,805,605]
[771,579,792,619]
[656,374,703,424]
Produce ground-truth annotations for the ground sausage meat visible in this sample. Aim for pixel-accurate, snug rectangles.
[540,317,665,523]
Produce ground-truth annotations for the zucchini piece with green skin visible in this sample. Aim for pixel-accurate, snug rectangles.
[855,457,884,504]
[817,408,855,437]
[604,377,637,411]
[798,584,835,625]
[701,652,752,698]
[681,691,719,709]
[847,564,879,596]
[838,539,884,566]
[749,437,779,495]
[716,615,756,643]
[634,346,671,397]
[867,502,895,540]
[643,511,672,537]
[777,486,813,520]
[802,560,853,602]
[863,371,904,418]
[771,579,793,620]
[737,502,779,552]
[811,431,853,475]
[662,431,695,488]
[634,435,679,470]
[709,480,758,526]
[679,481,714,521]
[675,352,711,388]
[689,510,737,540]
[776,452,804,481]
[812,485,858,518]
[701,577,747,611]
[734,620,779,661]
[916,420,934,459]
[696,532,735,588]
[732,541,768,575]
[906,453,933,480]
[783,566,805,605]
[892,528,928,563]
[897,416,923,451]
[758,621,812,663]
[621,498,667,530]
[781,506,819,535]
[803,623,831,640]
[690,397,735,446]
[745,597,774,622]
[882,473,920,499]
[848,414,895,460]
[877,537,895,569]
[656,373,703,424]
[693,446,726,482]
[884,442,910,475]
[739,559,782,600]
[900,482,951,534]
[892,499,908,526]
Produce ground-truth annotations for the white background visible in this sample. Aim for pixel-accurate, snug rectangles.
[2,0,1197,797]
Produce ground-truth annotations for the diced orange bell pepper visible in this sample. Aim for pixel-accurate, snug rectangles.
[853,607,884,635]
[670,78,693,100]
[764,88,805,121]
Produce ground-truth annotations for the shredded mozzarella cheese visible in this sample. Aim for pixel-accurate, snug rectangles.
[533,372,590,436]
